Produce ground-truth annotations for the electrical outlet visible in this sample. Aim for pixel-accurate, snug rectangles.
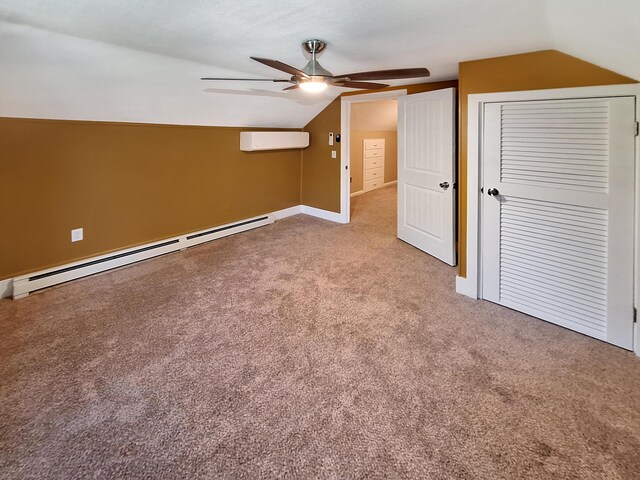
[331,150,337,159]
[71,228,83,242]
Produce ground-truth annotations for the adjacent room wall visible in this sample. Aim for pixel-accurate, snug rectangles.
[0,118,301,279]
[302,81,458,213]
[350,131,398,193]
[457,50,637,277]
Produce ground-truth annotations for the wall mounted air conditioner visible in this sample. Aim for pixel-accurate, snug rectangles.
[240,131,309,151]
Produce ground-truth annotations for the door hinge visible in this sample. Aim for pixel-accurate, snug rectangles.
[634,307,637,323]
[635,122,639,137]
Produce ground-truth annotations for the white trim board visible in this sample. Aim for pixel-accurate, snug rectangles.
[271,205,302,220]
[458,83,640,355]
[340,90,407,224]
[300,205,344,223]
[0,278,13,299]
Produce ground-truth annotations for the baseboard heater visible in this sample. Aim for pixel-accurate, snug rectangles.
[12,214,273,299]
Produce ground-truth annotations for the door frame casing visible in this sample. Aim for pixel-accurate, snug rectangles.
[456,83,640,355]
[339,90,408,223]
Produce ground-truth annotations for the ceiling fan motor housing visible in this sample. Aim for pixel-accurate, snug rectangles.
[301,39,332,78]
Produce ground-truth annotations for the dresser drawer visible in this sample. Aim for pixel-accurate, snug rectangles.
[364,148,383,159]
[364,156,383,170]
[364,139,385,150]
[364,166,384,182]
[364,178,383,191]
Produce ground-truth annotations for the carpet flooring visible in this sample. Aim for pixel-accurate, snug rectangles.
[1,185,639,479]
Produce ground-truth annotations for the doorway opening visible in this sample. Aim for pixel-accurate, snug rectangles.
[348,99,399,206]
[340,87,457,266]
[339,90,407,224]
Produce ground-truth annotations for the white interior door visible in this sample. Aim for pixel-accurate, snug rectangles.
[398,88,456,265]
[481,96,636,349]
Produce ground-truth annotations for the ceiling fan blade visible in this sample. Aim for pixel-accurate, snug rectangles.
[282,84,299,91]
[334,81,389,90]
[334,67,430,81]
[201,77,291,82]
[250,57,310,79]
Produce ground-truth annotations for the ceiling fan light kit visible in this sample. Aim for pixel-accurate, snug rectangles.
[299,78,328,92]
[201,39,431,93]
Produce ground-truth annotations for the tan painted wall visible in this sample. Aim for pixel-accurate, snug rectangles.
[0,118,301,279]
[350,100,397,131]
[350,131,397,193]
[457,50,637,277]
[302,81,458,213]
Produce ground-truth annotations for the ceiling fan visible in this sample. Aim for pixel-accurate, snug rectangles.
[201,39,430,92]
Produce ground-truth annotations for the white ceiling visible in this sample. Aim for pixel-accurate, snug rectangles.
[0,0,637,127]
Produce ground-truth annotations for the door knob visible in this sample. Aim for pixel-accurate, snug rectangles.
[439,182,450,190]
[487,188,500,196]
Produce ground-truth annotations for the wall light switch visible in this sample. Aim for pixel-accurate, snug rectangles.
[329,132,334,146]
[71,228,83,242]
[331,150,337,159]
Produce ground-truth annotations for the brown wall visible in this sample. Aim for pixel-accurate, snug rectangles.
[0,118,301,279]
[302,81,458,213]
[457,50,637,277]
[4,52,633,281]
[302,51,637,276]
[350,131,398,193]
[301,98,342,212]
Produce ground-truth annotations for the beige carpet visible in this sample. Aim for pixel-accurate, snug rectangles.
[1,184,639,479]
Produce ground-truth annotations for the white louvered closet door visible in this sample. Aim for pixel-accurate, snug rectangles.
[481,97,636,349]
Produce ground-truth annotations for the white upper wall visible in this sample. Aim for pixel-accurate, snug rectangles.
[0,0,635,127]
[0,21,334,127]
[546,0,640,81]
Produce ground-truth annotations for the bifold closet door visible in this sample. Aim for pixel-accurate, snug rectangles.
[481,97,636,349]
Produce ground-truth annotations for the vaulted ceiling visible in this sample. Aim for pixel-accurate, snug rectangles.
[0,0,637,127]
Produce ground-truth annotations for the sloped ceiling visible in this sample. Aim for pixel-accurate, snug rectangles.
[546,0,640,82]
[0,0,636,127]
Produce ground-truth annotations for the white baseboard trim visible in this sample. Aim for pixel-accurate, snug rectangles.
[0,278,13,299]
[6,203,341,300]
[301,205,343,223]
[455,275,478,299]
[351,180,396,198]
[11,212,277,299]
[270,205,302,220]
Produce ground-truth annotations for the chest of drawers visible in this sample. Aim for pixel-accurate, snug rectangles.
[363,138,385,192]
